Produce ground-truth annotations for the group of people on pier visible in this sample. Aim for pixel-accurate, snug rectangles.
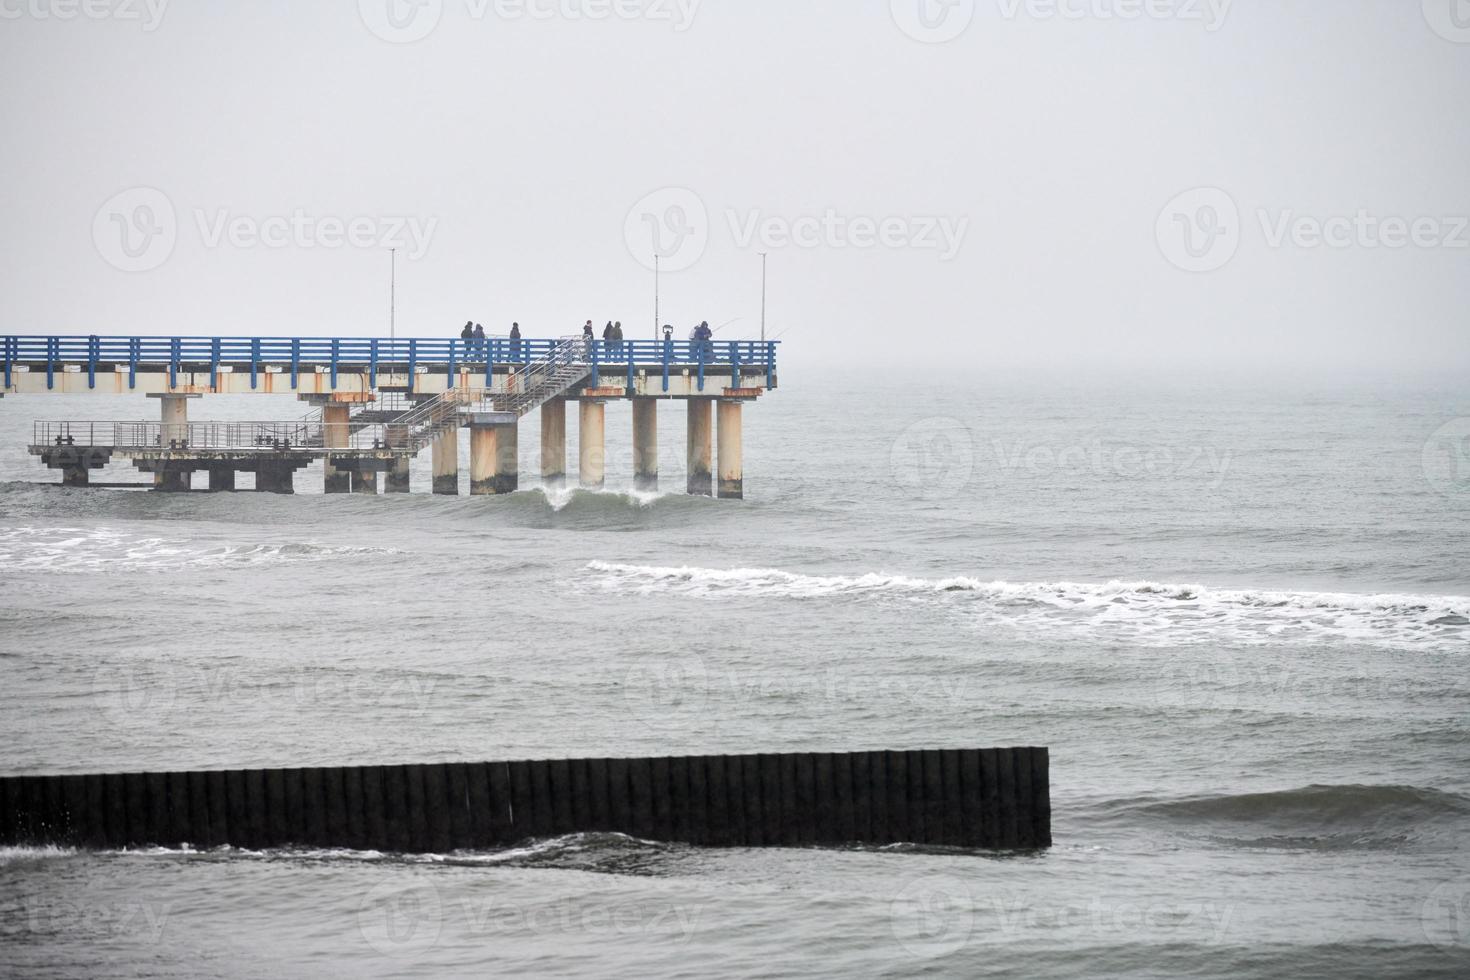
[453,318,717,360]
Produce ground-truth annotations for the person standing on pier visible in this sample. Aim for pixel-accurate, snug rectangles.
[510,322,522,360]
[459,321,473,357]
[612,321,625,358]
[472,323,486,358]
[583,321,595,359]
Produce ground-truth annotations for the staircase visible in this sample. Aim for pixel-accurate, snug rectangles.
[496,336,590,416]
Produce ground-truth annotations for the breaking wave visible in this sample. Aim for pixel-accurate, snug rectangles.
[0,525,405,572]
[583,562,1470,650]
[1092,784,1470,851]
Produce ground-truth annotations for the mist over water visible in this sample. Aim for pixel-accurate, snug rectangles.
[2,371,1469,977]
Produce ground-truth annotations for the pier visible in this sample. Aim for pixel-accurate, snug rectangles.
[0,748,1051,853]
[1,334,778,497]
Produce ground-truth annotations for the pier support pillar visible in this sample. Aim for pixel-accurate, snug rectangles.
[154,468,190,493]
[148,392,201,449]
[62,465,89,487]
[432,429,459,495]
[386,456,411,494]
[207,467,236,492]
[717,400,744,500]
[353,469,378,495]
[256,463,295,494]
[579,400,605,490]
[632,400,658,493]
[541,398,567,489]
[323,404,351,494]
[686,399,713,496]
[470,419,519,495]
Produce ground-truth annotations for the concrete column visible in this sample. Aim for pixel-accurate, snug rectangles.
[632,399,658,493]
[62,465,89,487]
[208,467,236,492]
[149,392,200,449]
[386,456,411,493]
[470,420,519,495]
[255,463,294,494]
[541,398,567,489]
[154,468,190,492]
[686,399,713,496]
[353,469,379,495]
[579,400,605,489]
[432,428,459,495]
[717,400,744,500]
[323,404,351,494]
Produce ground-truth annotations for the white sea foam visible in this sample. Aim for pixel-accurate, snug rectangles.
[0,526,405,572]
[583,561,1470,651]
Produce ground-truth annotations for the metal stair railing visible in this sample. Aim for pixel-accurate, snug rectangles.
[497,336,589,416]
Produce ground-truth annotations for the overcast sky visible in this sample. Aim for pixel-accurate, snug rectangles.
[2,0,1467,373]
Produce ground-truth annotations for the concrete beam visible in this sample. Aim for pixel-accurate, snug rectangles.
[686,399,712,497]
[717,400,744,500]
[579,400,605,490]
[633,399,658,493]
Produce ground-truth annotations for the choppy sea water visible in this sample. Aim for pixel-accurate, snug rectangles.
[1,371,1468,978]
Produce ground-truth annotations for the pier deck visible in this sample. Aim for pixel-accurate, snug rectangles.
[4,334,779,496]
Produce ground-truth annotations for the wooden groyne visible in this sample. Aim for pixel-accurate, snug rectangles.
[0,748,1050,852]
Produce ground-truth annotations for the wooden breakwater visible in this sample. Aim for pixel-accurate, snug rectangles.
[0,748,1050,852]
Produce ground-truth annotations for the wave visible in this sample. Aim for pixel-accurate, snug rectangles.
[1091,784,1470,851]
[0,525,405,572]
[582,562,1470,650]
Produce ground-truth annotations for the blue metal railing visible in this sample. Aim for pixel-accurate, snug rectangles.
[0,335,780,391]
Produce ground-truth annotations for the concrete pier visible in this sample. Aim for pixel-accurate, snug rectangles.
[353,469,378,495]
[469,414,519,495]
[717,400,743,500]
[207,466,235,492]
[432,429,458,495]
[149,392,199,449]
[255,462,295,494]
[322,403,351,494]
[541,398,566,489]
[579,400,605,489]
[687,399,713,496]
[386,456,411,494]
[633,399,658,492]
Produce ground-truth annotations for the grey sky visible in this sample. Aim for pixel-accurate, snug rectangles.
[1,0,1467,373]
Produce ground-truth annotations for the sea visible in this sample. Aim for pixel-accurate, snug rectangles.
[1,369,1467,978]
